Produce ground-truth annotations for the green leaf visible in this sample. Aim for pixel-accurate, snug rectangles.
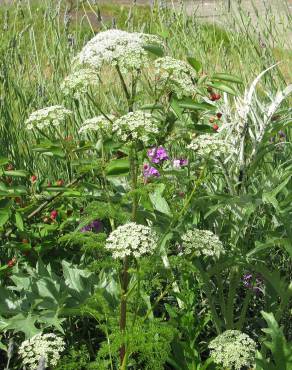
[106,158,130,176]
[0,208,11,227]
[0,157,9,166]
[207,81,237,95]
[3,170,28,177]
[143,44,164,57]
[211,72,243,84]
[187,56,202,72]
[3,313,40,338]
[178,98,215,111]
[15,212,24,231]
[149,184,172,216]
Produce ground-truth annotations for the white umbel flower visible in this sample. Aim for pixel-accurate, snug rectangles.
[25,105,72,130]
[73,29,163,73]
[19,333,65,370]
[181,229,224,258]
[154,56,196,98]
[61,68,99,97]
[187,134,234,158]
[209,330,256,370]
[105,222,158,259]
[78,115,115,135]
[112,111,159,144]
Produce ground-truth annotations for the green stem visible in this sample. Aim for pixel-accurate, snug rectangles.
[119,256,129,366]
[236,290,252,330]
[226,267,240,329]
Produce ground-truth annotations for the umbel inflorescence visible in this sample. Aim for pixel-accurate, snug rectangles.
[18,333,65,370]
[73,29,164,73]
[154,56,197,98]
[188,133,235,158]
[78,115,115,136]
[181,229,225,258]
[105,222,158,259]
[61,68,100,97]
[208,330,256,370]
[112,111,160,144]
[25,106,72,130]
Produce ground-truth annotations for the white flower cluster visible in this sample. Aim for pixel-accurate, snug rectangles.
[181,229,224,258]
[105,222,158,259]
[73,29,163,73]
[25,105,72,130]
[19,333,65,370]
[112,111,159,144]
[154,56,196,98]
[61,68,99,97]
[78,115,115,135]
[209,330,256,370]
[187,134,234,158]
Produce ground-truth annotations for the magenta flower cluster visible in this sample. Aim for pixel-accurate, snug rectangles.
[143,146,188,179]
[80,219,103,233]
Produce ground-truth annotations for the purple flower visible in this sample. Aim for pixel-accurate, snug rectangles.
[80,219,103,233]
[172,158,188,169]
[143,164,160,178]
[242,273,263,295]
[147,146,169,164]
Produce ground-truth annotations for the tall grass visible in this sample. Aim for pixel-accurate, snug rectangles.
[0,0,290,176]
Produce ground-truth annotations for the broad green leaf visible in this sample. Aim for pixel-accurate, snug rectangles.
[106,158,130,176]
[3,314,40,338]
[143,44,164,57]
[149,184,172,216]
[187,56,202,72]
[207,81,237,95]
[15,212,24,231]
[0,208,11,227]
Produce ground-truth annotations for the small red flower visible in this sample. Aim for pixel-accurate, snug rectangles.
[15,197,22,204]
[56,179,64,187]
[7,257,17,268]
[213,124,219,131]
[215,93,221,100]
[50,210,58,220]
[216,112,223,119]
[47,181,52,187]
[31,175,37,183]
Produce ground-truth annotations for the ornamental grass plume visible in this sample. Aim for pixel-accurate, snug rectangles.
[18,333,65,370]
[25,106,72,130]
[73,29,164,73]
[154,56,197,98]
[105,222,158,259]
[112,111,159,145]
[181,229,225,258]
[208,330,256,370]
[78,115,115,135]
